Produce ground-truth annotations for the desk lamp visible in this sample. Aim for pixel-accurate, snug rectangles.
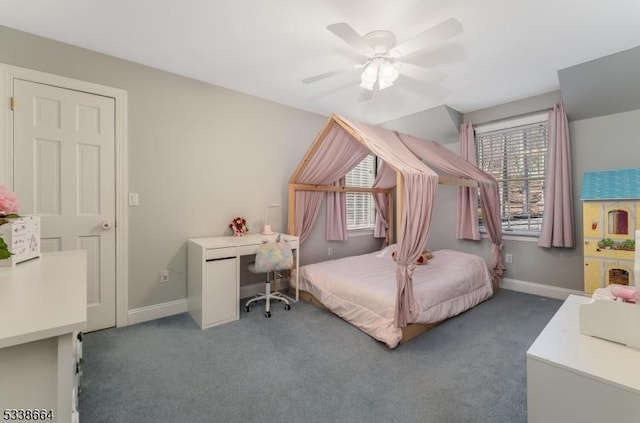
[262,203,280,235]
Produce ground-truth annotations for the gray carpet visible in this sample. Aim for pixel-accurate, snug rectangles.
[79,289,561,423]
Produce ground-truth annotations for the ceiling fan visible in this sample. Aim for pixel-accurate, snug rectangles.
[302,18,463,98]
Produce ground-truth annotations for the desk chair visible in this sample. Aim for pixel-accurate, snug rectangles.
[244,236,293,318]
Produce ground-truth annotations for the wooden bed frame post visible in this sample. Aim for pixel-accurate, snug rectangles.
[395,171,404,245]
[287,184,296,236]
[388,189,395,244]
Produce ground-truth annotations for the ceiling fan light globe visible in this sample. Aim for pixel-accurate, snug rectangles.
[377,78,394,90]
[379,61,400,82]
[361,63,378,80]
[377,61,400,90]
[360,61,379,90]
[360,79,375,90]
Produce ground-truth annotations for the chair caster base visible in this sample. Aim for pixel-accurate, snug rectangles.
[284,304,291,310]
[265,311,271,318]
[244,305,251,312]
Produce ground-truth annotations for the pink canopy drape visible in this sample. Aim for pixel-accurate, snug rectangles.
[538,102,575,248]
[344,119,439,327]
[326,177,347,241]
[373,160,396,244]
[457,123,481,240]
[399,134,505,279]
[294,124,369,243]
[294,191,323,243]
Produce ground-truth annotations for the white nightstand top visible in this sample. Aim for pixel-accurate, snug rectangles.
[527,294,640,393]
[0,250,87,349]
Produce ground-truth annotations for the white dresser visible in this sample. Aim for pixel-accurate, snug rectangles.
[0,250,87,423]
[187,234,299,329]
[527,294,640,423]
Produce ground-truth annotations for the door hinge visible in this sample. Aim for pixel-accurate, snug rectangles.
[9,96,14,111]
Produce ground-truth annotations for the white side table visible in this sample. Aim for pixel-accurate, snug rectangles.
[527,294,640,423]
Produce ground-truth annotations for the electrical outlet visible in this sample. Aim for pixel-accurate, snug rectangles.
[328,247,333,256]
[505,253,513,264]
[160,269,169,282]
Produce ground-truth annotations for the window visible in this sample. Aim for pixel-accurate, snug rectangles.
[345,155,376,231]
[608,209,628,235]
[475,113,548,236]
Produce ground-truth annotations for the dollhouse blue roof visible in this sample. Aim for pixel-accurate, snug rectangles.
[580,168,640,200]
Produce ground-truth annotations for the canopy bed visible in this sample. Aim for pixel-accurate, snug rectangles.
[288,114,504,348]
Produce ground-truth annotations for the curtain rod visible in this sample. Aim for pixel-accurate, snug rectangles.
[471,107,552,128]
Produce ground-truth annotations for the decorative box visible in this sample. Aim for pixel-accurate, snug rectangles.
[579,299,640,350]
[0,215,41,267]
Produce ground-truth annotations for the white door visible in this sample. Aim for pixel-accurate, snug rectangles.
[12,79,116,332]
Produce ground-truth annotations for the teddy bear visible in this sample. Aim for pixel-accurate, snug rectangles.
[391,249,434,265]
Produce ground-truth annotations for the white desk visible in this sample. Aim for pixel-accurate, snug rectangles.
[527,294,640,423]
[187,233,299,329]
[0,250,87,423]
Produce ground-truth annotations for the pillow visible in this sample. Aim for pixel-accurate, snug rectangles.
[391,249,433,265]
[375,243,398,258]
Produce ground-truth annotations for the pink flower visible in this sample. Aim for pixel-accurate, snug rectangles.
[0,186,19,215]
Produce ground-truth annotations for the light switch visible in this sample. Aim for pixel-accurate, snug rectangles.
[128,193,139,206]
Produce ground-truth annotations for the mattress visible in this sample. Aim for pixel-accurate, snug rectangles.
[295,248,493,348]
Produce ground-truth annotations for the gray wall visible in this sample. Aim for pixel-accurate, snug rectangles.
[300,201,384,265]
[559,45,640,120]
[380,105,462,144]
[0,25,379,310]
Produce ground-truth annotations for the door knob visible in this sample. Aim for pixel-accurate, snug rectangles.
[101,221,114,230]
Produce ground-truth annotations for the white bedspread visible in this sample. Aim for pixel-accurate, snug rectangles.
[295,249,493,348]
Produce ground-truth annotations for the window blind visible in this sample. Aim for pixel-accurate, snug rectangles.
[475,120,548,234]
[345,155,376,230]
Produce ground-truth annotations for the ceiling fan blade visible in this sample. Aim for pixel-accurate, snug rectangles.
[327,23,374,56]
[391,18,463,58]
[396,62,447,84]
[302,65,360,84]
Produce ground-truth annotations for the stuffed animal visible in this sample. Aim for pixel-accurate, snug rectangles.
[392,249,433,265]
[611,286,639,304]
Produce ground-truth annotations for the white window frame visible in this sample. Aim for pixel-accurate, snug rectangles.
[475,112,548,237]
[345,155,376,232]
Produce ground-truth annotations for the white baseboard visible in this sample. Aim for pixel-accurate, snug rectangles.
[125,278,576,325]
[127,298,188,326]
[501,278,584,300]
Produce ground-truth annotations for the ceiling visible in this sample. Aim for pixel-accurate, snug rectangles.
[1,0,640,124]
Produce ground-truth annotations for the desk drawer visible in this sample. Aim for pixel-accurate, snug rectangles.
[238,244,260,256]
[205,247,237,261]
[238,241,298,257]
